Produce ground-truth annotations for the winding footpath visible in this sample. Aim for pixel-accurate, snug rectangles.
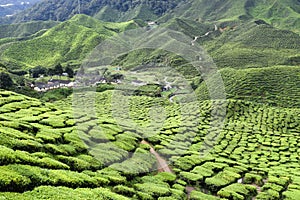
[191,24,218,46]
[141,140,173,173]
[141,140,195,199]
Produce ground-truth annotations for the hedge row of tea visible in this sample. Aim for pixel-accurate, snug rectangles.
[65,90,300,199]
[1,89,300,199]
[0,90,199,199]
[196,65,300,108]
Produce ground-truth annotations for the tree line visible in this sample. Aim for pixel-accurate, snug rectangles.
[29,64,74,78]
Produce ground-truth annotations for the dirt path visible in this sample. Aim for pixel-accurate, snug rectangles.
[141,140,173,173]
[186,186,195,199]
[191,24,218,46]
[141,140,196,198]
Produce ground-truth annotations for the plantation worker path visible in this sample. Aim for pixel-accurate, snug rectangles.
[141,140,196,199]
[191,24,218,45]
[141,140,173,173]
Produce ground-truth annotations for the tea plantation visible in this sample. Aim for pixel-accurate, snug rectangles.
[0,88,299,199]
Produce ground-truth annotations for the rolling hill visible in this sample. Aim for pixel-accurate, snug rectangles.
[3,0,300,36]
[0,15,139,69]
[196,65,300,108]
[0,21,59,39]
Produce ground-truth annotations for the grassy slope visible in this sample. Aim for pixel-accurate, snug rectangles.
[0,14,139,69]
[160,0,249,23]
[0,21,59,39]
[94,3,158,22]
[196,65,300,108]
[247,0,300,34]
[205,21,300,69]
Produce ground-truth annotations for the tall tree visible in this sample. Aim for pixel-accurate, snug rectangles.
[30,66,47,78]
[54,63,63,77]
[0,72,13,89]
[65,66,74,78]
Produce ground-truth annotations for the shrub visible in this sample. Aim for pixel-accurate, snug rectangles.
[113,185,135,197]
[190,190,222,200]
[243,173,264,186]
[217,184,257,199]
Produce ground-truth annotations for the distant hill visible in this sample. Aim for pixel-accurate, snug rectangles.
[0,0,41,17]
[205,21,300,68]
[0,15,139,69]
[2,0,299,35]
[161,0,300,34]
[2,0,181,24]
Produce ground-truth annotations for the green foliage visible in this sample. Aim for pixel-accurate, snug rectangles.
[190,190,222,200]
[0,186,130,200]
[205,170,241,191]
[0,72,13,89]
[40,88,73,102]
[217,183,257,199]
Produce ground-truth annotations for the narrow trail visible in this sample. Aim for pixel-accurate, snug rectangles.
[191,24,218,46]
[141,140,195,198]
[186,186,195,199]
[141,140,173,173]
[163,77,178,103]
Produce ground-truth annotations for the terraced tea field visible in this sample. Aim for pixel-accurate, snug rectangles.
[1,89,299,199]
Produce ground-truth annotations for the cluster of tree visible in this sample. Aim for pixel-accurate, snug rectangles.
[0,72,13,89]
[29,64,74,78]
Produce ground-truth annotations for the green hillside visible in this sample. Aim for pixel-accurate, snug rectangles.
[160,0,300,34]
[161,0,249,23]
[111,19,300,75]
[0,15,139,69]
[0,21,59,39]
[247,0,300,34]
[196,65,300,108]
[205,21,300,68]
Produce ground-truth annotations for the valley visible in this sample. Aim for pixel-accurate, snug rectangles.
[0,0,299,199]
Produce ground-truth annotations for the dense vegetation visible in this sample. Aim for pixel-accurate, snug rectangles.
[0,88,299,199]
[196,65,300,108]
[0,0,299,199]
